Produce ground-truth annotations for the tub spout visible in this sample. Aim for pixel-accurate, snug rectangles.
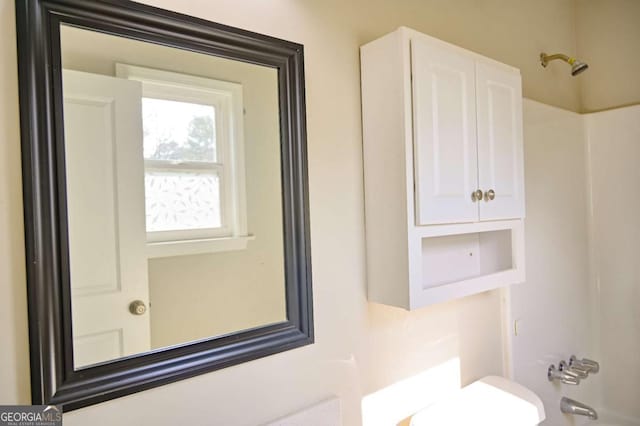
[560,397,598,420]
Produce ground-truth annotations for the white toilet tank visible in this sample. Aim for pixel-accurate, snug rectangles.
[409,376,545,426]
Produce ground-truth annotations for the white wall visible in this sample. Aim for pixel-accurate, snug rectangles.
[585,105,640,422]
[0,0,586,425]
[510,100,598,425]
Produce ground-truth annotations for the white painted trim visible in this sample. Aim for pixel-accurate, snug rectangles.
[411,219,522,238]
[147,235,255,259]
[410,269,523,310]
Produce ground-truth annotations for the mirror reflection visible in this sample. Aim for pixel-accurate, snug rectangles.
[60,25,286,369]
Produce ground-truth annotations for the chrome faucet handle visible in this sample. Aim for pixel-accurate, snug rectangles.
[581,358,600,373]
[561,375,580,385]
[570,355,599,374]
[560,360,588,379]
[548,364,580,385]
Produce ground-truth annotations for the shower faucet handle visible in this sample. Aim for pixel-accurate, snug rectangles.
[559,360,588,379]
[569,355,600,374]
[548,364,580,385]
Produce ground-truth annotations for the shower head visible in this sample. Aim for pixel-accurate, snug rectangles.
[540,52,589,76]
[570,60,589,76]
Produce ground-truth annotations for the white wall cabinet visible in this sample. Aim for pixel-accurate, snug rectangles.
[361,28,525,309]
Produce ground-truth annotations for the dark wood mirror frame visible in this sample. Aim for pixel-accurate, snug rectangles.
[15,0,313,411]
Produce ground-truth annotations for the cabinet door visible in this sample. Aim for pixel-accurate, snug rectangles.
[476,62,525,221]
[411,40,479,225]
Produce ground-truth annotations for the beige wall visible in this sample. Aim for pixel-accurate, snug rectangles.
[61,26,287,348]
[0,0,617,425]
[0,0,30,407]
[577,0,640,112]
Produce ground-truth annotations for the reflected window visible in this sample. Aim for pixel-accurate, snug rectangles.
[142,99,222,233]
[116,64,248,256]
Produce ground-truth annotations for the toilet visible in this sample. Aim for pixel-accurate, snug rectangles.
[409,376,545,425]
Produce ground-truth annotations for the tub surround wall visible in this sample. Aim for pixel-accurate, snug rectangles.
[509,100,597,426]
[585,105,640,423]
[511,101,640,425]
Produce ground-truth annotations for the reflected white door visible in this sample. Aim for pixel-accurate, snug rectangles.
[63,69,150,368]
[411,39,479,225]
[476,62,525,221]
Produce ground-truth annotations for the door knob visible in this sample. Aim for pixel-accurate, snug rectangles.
[471,189,483,202]
[484,189,495,201]
[129,300,147,316]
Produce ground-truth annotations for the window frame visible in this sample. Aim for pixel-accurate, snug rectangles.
[115,64,249,258]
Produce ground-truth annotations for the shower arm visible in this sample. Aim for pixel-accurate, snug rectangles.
[540,53,576,67]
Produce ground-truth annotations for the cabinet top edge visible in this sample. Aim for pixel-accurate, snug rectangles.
[361,26,521,76]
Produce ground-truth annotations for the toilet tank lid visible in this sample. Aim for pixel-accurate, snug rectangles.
[410,376,546,426]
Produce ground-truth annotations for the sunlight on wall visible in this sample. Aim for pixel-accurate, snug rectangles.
[361,357,461,426]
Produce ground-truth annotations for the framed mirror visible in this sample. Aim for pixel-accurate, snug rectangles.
[16,0,312,411]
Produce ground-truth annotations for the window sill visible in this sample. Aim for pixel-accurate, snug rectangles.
[147,235,255,259]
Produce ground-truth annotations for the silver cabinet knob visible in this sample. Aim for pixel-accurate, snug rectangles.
[129,300,147,316]
[484,189,496,201]
[471,189,483,202]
